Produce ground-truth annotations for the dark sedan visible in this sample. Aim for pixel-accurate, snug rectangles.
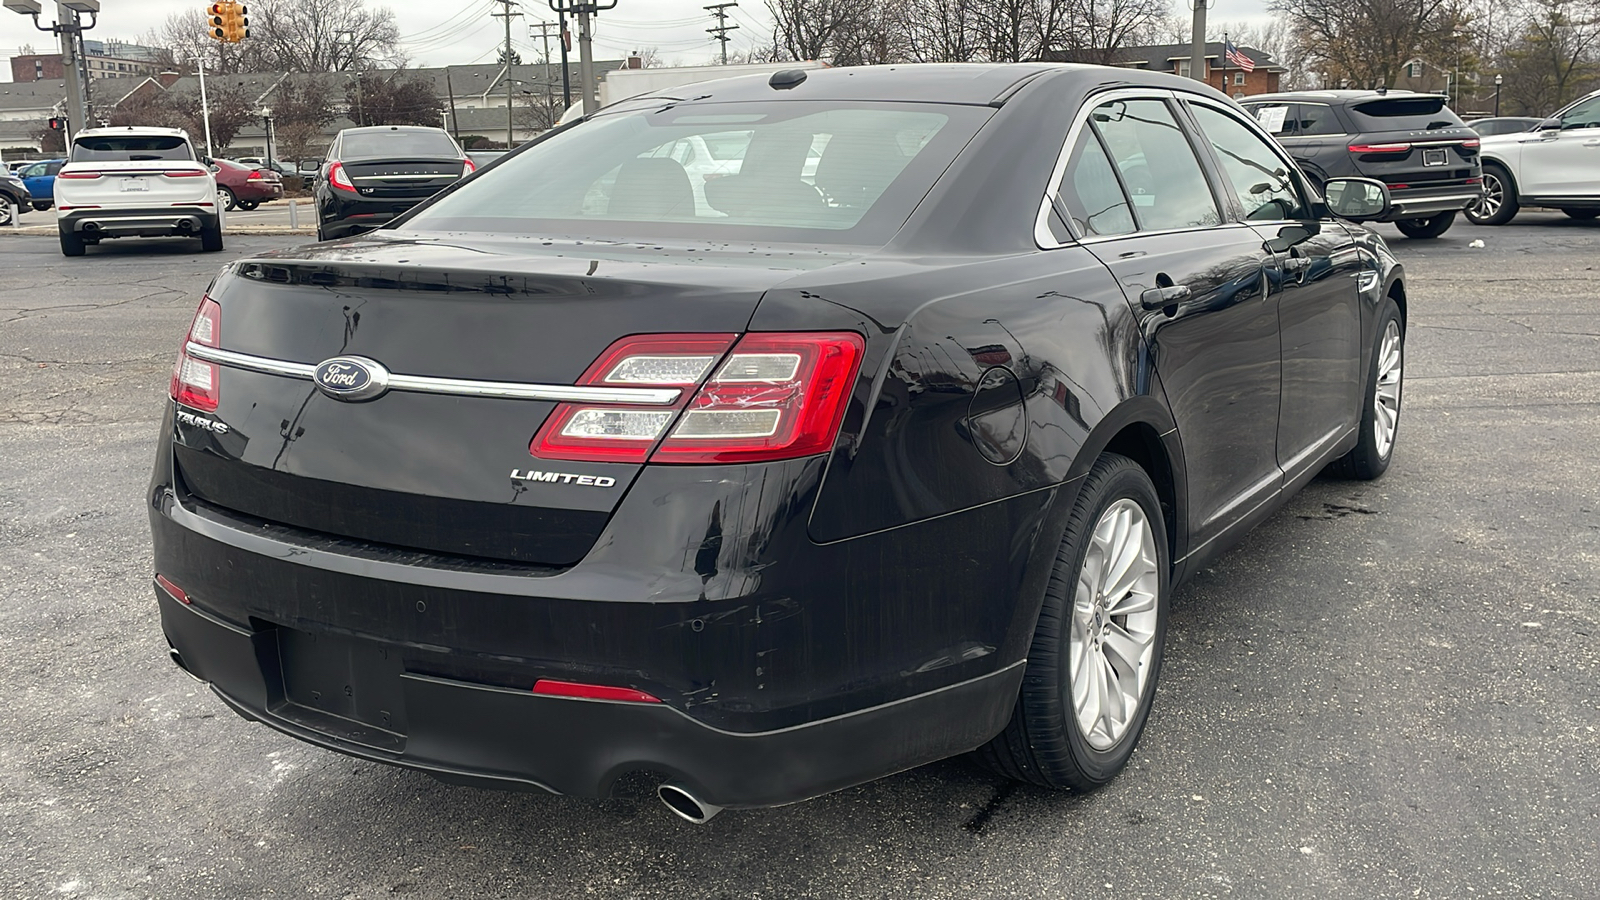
[152,64,1407,824]
[313,125,474,240]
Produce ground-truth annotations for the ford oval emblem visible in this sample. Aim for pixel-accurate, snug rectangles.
[313,356,390,402]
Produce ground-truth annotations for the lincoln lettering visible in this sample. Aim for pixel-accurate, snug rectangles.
[510,469,616,487]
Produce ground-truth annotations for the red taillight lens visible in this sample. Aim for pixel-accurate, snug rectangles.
[248,170,264,180]
[652,332,865,464]
[529,331,865,465]
[328,161,356,193]
[155,574,191,604]
[170,298,221,412]
[1460,138,1481,149]
[532,679,661,703]
[532,334,737,463]
[58,171,103,179]
[166,169,208,178]
[1348,142,1412,154]
[461,157,476,175]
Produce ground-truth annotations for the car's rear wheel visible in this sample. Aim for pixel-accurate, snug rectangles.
[1330,297,1404,480]
[199,220,224,252]
[1394,211,1456,239]
[0,195,15,227]
[237,200,260,211]
[32,201,50,212]
[977,453,1169,790]
[1466,164,1519,225]
[217,187,237,212]
[1561,208,1600,221]
[59,226,85,257]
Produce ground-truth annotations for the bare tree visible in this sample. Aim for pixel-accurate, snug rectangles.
[249,0,404,73]
[1055,0,1171,64]
[899,0,985,62]
[272,75,339,162]
[352,69,443,128]
[766,0,861,61]
[1499,0,1600,112]
[1271,0,1473,89]
[144,10,268,74]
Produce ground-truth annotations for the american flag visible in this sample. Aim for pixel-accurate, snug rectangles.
[1224,40,1256,73]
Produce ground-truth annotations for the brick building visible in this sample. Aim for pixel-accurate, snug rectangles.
[1046,42,1286,98]
[9,39,161,84]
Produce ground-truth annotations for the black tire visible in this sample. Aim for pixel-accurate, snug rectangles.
[1394,211,1456,239]
[316,224,330,242]
[217,187,237,212]
[32,201,51,212]
[1465,163,1519,225]
[200,221,225,252]
[0,196,14,227]
[1329,297,1404,480]
[59,226,85,257]
[237,200,260,211]
[977,453,1170,791]
[1560,208,1600,221]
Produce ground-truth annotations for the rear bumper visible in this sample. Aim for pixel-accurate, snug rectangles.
[318,192,428,237]
[1381,188,1482,220]
[60,206,218,237]
[159,586,1021,808]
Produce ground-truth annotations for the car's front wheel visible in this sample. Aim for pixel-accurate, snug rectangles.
[1561,208,1600,221]
[1331,297,1404,480]
[978,452,1169,790]
[1394,211,1456,239]
[0,195,15,227]
[217,187,237,212]
[1466,163,1519,225]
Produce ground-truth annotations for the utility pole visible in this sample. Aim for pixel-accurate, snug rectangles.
[558,9,571,110]
[705,3,738,66]
[532,19,559,127]
[493,0,521,148]
[1189,0,1208,83]
[549,1,617,118]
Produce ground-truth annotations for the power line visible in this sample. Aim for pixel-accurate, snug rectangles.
[705,3,739,66]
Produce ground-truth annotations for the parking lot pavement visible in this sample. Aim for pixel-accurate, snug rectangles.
[2,217,1596,899]
[11,200,313,236]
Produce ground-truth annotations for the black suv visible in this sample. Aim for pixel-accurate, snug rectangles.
[1241,90,1482,238]
[314,125,474,240]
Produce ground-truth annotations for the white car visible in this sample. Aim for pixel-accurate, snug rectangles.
[54,126,223,257]
[1467,89,1600,224]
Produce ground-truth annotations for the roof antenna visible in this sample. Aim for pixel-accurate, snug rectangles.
[769,69,807,90]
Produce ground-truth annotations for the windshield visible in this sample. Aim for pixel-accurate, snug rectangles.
[340,130,460,159]
[400,100,988,245]
[1348,97,1464,131]
[71,135,194,163]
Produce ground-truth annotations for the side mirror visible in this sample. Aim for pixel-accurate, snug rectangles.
[201,156,213,166]
[1323,177,1391,222]
[1538,117,1561,132]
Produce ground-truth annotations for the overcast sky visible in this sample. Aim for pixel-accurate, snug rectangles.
[1,0,1273,78]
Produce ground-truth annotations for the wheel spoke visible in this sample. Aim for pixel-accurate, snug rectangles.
[1102,621,1152,674]
[1070,497,1162,750]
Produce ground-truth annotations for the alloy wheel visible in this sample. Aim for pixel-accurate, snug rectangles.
[1070,498,1161,751]
[0,197,13,226]
[1373,319,1403,459]
[1475,172,1504,218]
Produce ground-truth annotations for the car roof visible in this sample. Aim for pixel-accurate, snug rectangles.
[1240,90,1447,105]
[338,125,451,135]
[75,125,191,138]
[608,62,1232,108]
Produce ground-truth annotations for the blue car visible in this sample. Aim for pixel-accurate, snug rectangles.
[19,158,65,210]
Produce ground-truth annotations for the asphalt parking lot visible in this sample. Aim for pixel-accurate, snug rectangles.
[1,214,1596,899]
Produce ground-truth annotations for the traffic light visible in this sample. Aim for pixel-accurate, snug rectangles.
[206,2,227,42]
[225,3,249,42]
[48,116,67,131]
[204,2,249,43]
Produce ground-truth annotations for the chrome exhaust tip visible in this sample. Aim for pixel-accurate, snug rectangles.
[658,783,723,824]
[166,647,203,683]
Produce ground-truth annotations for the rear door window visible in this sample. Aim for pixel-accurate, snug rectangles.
[1053,127,1136,239]
[1248,103,1295,136]
[1295,104,1343,135]
[1090,98,1221,232]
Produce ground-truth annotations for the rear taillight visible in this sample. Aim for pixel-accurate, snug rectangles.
[170,298,221,412]
[166,170,208,178]
[462,157,477,176]
[58,171,103,179]
[530,331,865,465]
[248,170,264,181]
[1348,142,1412,154]
[328,161,356,193]
[1461,138,1481,149]
[155,574,191,604]
[532,679,660,703]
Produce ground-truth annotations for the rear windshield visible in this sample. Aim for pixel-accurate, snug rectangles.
[1348,97,1464,131]
[340,130,460,159]
[401,101,988,244]
[71,135,194,162]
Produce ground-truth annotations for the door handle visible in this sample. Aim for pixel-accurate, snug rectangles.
[1140,284,1191,309]
[1583,139,1600,147]
[1282,256,1312,273]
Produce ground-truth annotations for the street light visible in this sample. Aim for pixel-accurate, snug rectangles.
[259,106,274,173]
[6,0,98,144]
[1494,74,1503,117]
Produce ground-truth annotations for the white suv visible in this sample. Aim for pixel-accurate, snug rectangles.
[54,126,223,257]
[1467,89,1600,225]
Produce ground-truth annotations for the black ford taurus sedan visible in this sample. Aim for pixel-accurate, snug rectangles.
[152,63,1406,823]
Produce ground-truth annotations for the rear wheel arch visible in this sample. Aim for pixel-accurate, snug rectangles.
[1062,398,1185,574]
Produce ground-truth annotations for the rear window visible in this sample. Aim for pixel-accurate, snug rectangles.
[401,101,989,244]
[71,135,194,163]
[340,130,460,159]
[1347,96,1464,131]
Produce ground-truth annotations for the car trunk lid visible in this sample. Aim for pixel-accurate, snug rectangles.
[342,158,463,200]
